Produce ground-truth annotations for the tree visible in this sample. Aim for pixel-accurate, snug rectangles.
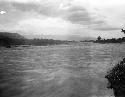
[97,36,101,41]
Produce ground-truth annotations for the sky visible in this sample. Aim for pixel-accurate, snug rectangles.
[0,0,125,40]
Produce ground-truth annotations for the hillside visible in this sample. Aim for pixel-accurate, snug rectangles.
[0,32,74,47]
[0,32,27,47]
[0,32,25,39]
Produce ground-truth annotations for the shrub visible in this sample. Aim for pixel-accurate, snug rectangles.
[105,58,125,97]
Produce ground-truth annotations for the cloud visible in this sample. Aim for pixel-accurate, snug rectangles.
[0,1,47,26]
[12,17,73,36]
[0,0,124,39]
[64,6,91,25]
[0,10,6,14]
[0,2,22,26]
[61,5,107,29]
[0,0,63,18]
[0,0,41,3]
[0,0,105,26]
[11,2,39,12]
[0,0,118,32]
[93,25,120,31]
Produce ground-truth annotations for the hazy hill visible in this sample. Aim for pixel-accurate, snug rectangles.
[0,32,73,47]
[0,32,26,47]
[0,32,25,39]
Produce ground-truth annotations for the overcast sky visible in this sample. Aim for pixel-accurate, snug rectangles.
[0,0,125,40]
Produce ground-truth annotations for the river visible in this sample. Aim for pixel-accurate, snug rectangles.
[1,43,125,97]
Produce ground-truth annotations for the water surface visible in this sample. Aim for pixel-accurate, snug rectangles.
[1,43,125,97]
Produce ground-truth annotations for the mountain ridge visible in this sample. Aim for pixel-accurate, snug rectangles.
[0,32,25,39]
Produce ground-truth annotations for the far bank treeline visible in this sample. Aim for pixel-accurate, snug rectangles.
[0,32,74,47]
[94,36,125,43]
[94,29,125,43]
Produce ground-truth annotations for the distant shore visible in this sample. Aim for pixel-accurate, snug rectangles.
[0,32,78,48]
[93,36,125,44]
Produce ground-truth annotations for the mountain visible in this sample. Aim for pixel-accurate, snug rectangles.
[0,32,26,47]
[0,32,25,39]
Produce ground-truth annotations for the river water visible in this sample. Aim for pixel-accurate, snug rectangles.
[1,43,125,97]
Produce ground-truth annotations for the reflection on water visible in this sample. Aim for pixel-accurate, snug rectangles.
[1,43,125,97]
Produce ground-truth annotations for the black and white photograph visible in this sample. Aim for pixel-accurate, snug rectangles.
[1,0,125,97]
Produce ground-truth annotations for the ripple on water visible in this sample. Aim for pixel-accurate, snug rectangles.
[1,43,124,97]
